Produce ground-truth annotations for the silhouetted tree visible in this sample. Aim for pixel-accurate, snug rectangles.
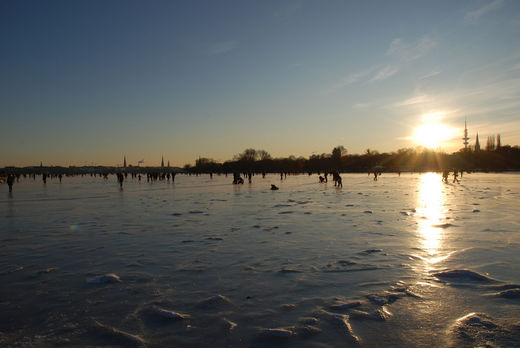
[257,150,272,160]
[332,146,347,160]
[234,148,257,162]
[486,136,495,151]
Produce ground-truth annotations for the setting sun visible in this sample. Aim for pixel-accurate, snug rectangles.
[411,112,457,149]
[412,123,456,148]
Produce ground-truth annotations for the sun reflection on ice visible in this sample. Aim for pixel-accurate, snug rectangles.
[416,172,446,264]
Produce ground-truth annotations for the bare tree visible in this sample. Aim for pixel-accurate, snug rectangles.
[257,150,272,160]
[332,145,347,160]
[234,148,257,161]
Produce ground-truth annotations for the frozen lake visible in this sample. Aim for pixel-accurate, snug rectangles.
[1,173,520,347]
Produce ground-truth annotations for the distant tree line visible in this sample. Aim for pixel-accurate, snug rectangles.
[2,141,520,177]
[185,143,520,174]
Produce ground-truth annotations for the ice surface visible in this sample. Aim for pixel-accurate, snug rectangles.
[1,173,520,347]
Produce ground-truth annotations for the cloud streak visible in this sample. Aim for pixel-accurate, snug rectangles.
[387,36,436,62]
[370,66,399,82]
[395,95,431,107]
[465,0,504,22]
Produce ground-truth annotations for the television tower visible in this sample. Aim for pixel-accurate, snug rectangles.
[462,118,470,151]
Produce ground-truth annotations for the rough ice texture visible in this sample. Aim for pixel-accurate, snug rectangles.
[2,173,520,347]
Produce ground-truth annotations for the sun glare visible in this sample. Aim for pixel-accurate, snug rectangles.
[412,112,456,149]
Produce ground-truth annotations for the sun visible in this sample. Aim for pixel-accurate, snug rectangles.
[411,112,457,149]
[413,123,454,148]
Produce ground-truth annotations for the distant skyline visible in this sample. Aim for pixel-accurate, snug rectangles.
[1,0,520,167]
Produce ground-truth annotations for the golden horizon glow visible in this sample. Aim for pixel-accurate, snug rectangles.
[412,112,457,149]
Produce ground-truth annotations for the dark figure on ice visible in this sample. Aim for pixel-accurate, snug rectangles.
[42,173,47,184]
[373,172,378,181]
[319,175,325,183]
[7,174,15,192]
[453,170,459,183]
[333,172,342,188]
[117,172,124,188]
[233,172,244,184]
[270,184,279,190]
[442,169,449,183]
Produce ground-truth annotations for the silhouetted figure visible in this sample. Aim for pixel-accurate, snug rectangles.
[7,174,14,192]
[262,172,266,178]
[138,174,142,182]
[233,172,244,184]
[333,172,342,188]
[172,172,176,183]
[373,172,378,181]
[280,172,283,180]
[248,172,252,183]
[453,171,459,183]
[319,175,325,183]
[58,173,63,183]
[442,169,449,183]
[324,173,328,183]
[270,184,279,190]
[42,173,47,184]
[117,172,124,188]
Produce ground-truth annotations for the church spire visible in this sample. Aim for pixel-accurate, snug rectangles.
[475,133,480,151]
[161,156,164,168]
[123,155,127,168]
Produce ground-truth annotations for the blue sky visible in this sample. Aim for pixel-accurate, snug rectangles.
[1,0,519,166]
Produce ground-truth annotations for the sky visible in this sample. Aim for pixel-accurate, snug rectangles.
[1,0,519,167]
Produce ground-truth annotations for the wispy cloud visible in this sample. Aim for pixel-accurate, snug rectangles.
[465,0,504,22]
[387,36,436,62]
[208,41,238,55]
[419,70,441,80]
[327,66,378,92]
[370,66,399,82]
[395,95,431,107]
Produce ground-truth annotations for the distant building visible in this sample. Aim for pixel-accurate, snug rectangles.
[462,118,470,151]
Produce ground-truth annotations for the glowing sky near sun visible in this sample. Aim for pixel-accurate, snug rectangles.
[1,0,519,166]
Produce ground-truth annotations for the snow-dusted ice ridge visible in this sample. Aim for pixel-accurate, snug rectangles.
[1,173,519,347]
